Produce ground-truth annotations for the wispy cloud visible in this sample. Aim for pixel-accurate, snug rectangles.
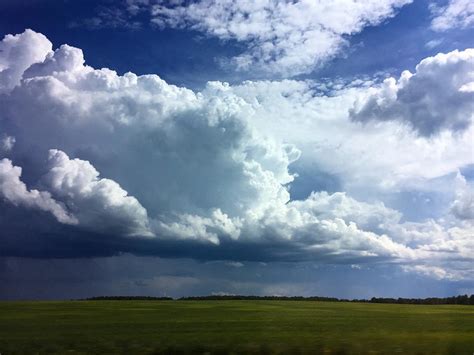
[150,0,412,76]
[430,0,474,31]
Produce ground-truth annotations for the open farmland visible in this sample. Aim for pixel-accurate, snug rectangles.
[0,300,473,354]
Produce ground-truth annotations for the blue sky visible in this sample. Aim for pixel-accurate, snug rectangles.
[0,0,473,299]
[2,0,473,87]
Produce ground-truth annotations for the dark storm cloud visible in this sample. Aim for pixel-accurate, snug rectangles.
[1,254,471,300]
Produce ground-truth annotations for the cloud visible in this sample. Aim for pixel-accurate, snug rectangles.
[4,255,464,300]
[153,209,241,245]
[225,261,244,268]
[69,6,143,30]
[430,0,474,31]
[451,172,474,221]
[425,39,443,49]
[401,264,460,281]
[0,29,52,93]
[250,192,416,262]
[150,0,411,77]
[227,79,473,191]
[0,30,472,281]
[44,149,152,237]
[0,135,15,152]
[0,148,151,237]
[350,49,474,136]
[0,158,77,224]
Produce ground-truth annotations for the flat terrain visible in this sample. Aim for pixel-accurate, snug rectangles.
[0,300,472,354]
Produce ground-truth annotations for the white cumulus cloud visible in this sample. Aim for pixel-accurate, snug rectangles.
[44,149,153,237]
[0,158,77,225]
[350,49,474,136]
[0,29,52,93]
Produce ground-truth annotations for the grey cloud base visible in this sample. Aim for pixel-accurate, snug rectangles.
[0,30,473,282]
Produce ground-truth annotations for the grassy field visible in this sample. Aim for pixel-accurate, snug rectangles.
[0,300,473,354]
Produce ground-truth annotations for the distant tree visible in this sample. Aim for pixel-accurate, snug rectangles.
[79,294,473,305]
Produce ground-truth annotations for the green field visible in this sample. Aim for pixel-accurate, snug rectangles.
[0,301,473,354]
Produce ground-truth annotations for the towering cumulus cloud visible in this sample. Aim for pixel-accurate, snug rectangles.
[0,30,472,281]
[0,29,52,93]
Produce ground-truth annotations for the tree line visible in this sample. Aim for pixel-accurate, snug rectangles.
[83,294,474,305]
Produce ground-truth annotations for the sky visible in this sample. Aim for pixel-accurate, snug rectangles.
[0,0,473,300]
